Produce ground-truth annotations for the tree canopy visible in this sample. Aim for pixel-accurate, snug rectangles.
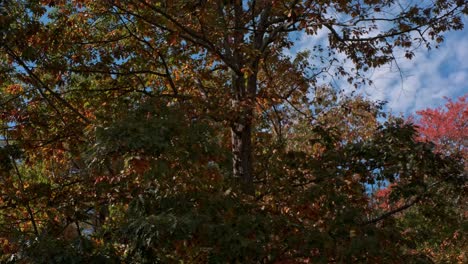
[0,0,467,263]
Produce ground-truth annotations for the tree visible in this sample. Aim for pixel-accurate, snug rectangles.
[1,0,467,193]
[1,0,467,262]
[0,85,464,262]
[416,94,467,159]
[370,96,467,263]
[411,94,467,263]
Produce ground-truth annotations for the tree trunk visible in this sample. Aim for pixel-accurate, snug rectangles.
[229,0,261,195]
[230,70,256,195]
[231,116,254,195]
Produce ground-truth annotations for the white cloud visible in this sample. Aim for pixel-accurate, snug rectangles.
[381,29,468,114]
[289,20,468,115]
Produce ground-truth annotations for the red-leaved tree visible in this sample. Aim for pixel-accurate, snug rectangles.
[372,95,467,263]
[375,94,467,206]
[416,94,467,158]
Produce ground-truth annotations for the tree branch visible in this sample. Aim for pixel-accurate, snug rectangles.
[2,45,91,124]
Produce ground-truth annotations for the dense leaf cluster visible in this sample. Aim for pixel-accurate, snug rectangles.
[0,0,466,263]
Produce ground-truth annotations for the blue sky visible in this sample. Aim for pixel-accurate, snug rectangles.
[364,26,468,115]
[287,22,468,116]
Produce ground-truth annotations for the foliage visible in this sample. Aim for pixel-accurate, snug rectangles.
[0,0,467,263]
[415,94,467,158]
[372,96,467,264]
